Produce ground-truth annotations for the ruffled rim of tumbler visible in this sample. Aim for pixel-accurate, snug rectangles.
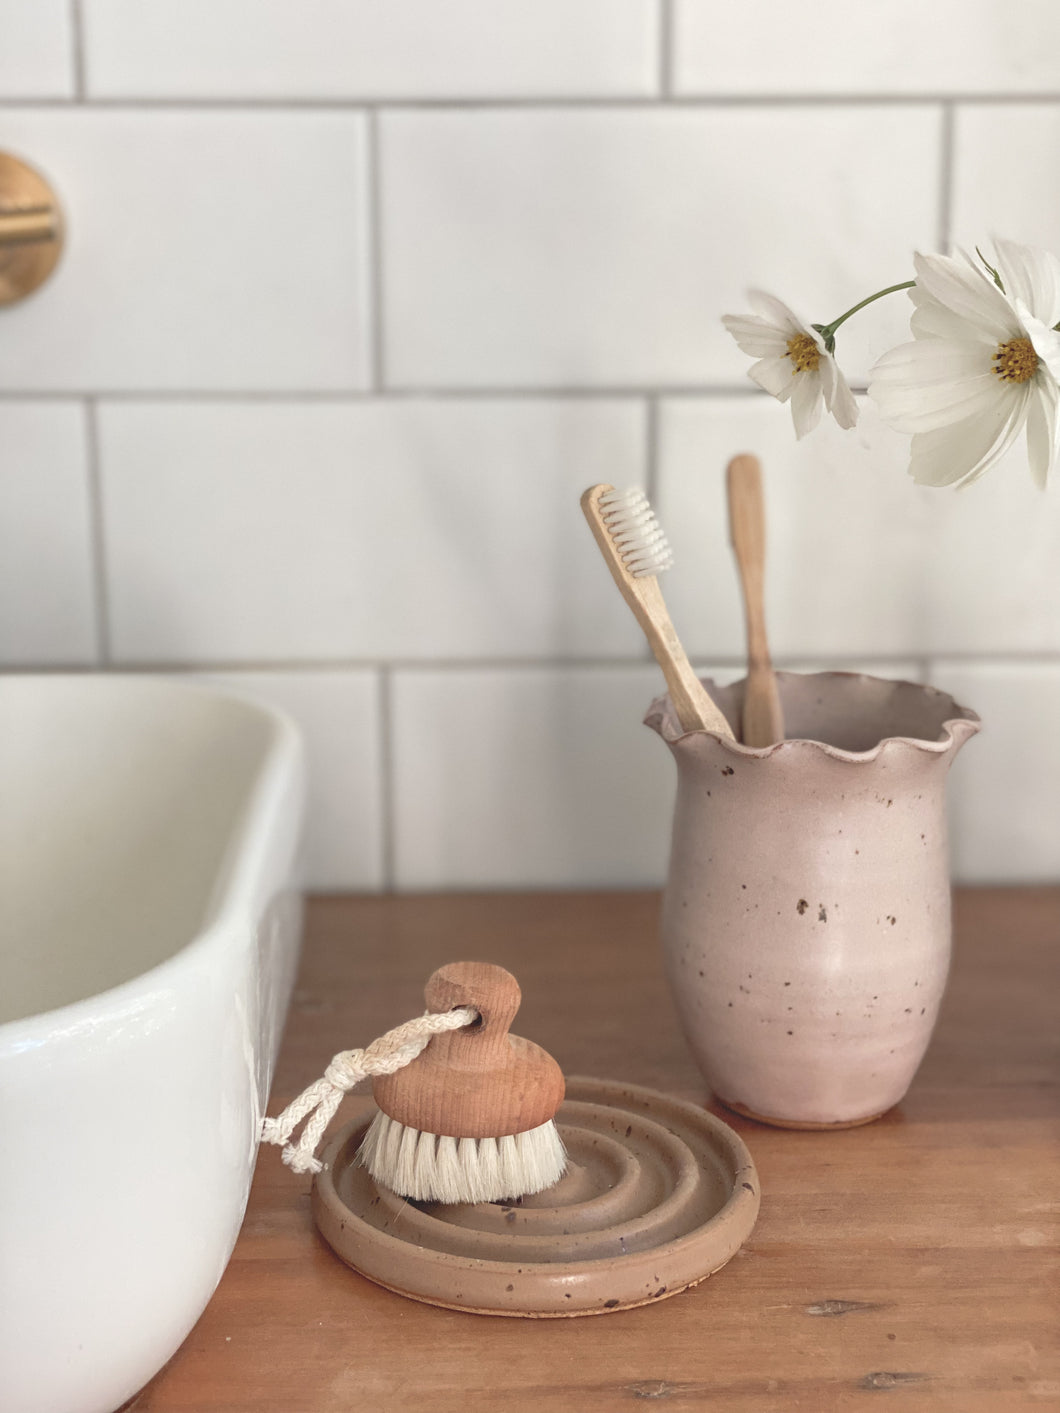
[644,670,981,764]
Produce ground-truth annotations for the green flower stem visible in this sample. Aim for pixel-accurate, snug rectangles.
[811,281,916,353]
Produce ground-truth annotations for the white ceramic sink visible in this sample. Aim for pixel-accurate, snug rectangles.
[0,675,305,1413]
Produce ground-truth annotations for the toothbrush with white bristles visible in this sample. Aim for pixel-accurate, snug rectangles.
[581,484,734,739]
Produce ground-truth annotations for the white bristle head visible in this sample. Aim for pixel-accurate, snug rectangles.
[357,1112,567,1206]
[598,486,674,578]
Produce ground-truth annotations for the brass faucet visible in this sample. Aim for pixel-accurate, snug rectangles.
[0,152,64,306]
[0,204,59,249]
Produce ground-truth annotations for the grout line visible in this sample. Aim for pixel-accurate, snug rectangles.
[68,0,86,100]
[658,0,675,98]
[938,101,956,252]
[377,665,396,890]
[7,651,1056,676]
[82,398,112,665]
[0,385,769,403]
[644,395,660,503]
[364,110,387,391]
[0,93,1056,111]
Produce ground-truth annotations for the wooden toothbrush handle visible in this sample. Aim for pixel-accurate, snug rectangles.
[634,575,732,737]
[581,484,734,740]
[726,454,784,747]
[726,454,770,663]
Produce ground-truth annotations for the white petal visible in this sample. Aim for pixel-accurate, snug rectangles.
[993,238,1060,328]
[817,349,836,396]
[1022,311,1060,384]
[910,284,998,343]
[908,432,982,487]
[955,384,1035,489]
[869,340,1005,432]
[907,392,1027,487]
[819,353,859,429]
[746,290,803,333]
[748,356,797,402]
[1026,374,1059,489]
[722,314,790,357]
[913,250,1016,342]
[829,375,859,430]
[790,370,823,438]
[872,338,991,382]
[879,377,1003,432]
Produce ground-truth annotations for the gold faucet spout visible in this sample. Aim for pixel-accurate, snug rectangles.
[0,152,65,305]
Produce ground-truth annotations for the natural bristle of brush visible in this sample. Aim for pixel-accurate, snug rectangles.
[597,486,674,578]
[358,1113,566,1205]
[358,961,567,1206]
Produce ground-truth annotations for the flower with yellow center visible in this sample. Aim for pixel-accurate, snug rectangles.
[868,240,1060,488]
[722,292,858,439]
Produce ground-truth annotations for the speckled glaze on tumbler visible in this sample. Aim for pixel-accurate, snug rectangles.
[646,672,980,1128]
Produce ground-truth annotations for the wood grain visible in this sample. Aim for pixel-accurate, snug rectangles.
[371,960,565,1138]
[726,452,784,748]
[581,483,734,738]
[126,888,1059,1413]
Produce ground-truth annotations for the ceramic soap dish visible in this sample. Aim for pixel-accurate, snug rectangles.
[312,1076,759,1317]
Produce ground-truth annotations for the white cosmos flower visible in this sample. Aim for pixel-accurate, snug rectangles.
[722,292,859,438]
[868,240,1060,489]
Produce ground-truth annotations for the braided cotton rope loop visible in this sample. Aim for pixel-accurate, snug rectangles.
[260,1006,477,1175]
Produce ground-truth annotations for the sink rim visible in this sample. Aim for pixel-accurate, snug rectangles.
[0,672,304,1047]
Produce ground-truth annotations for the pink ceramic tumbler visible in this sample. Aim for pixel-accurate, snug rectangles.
[646,672,980,1128]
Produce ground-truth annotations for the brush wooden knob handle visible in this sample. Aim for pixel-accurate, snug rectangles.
[371,962,565,1140]
[423,960,521,1065]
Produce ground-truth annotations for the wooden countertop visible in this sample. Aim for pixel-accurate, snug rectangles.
[133,889,1058,1412]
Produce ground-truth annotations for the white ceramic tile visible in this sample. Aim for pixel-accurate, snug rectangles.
[927,662,1060,884]
[920,453,1060,657]
[657,397,1060,662]
[380,107,940,389]
[673,1,1060,95]
[0,111,368,392]
[953,105,1060,253]
[0,402,96,664]
[97,399,647,663]
[391,665,683,888]
[83,0,657,98]
[191,669,384,890]
[0,1,73,97]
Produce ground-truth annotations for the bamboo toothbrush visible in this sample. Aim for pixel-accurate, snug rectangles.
[581,484,734,738]
[726,453,784,747]
[358,962,566,1205]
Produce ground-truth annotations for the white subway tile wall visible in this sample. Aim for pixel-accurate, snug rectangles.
[1,4,1057,888]
[928,663,1060,885]
[82,1,658,100]
[0,110,370,391]
[673,2,1060,96]
[391,665,676,889]
[97,399,647,663]
[0,403,97,663]
[0,1,73,99]
[379,106,939,388]
[190,669,386,891]
[952,105,1060,252]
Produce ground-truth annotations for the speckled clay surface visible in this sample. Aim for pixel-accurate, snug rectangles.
[312,1076,759,1317]
[646,672,980,1128]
